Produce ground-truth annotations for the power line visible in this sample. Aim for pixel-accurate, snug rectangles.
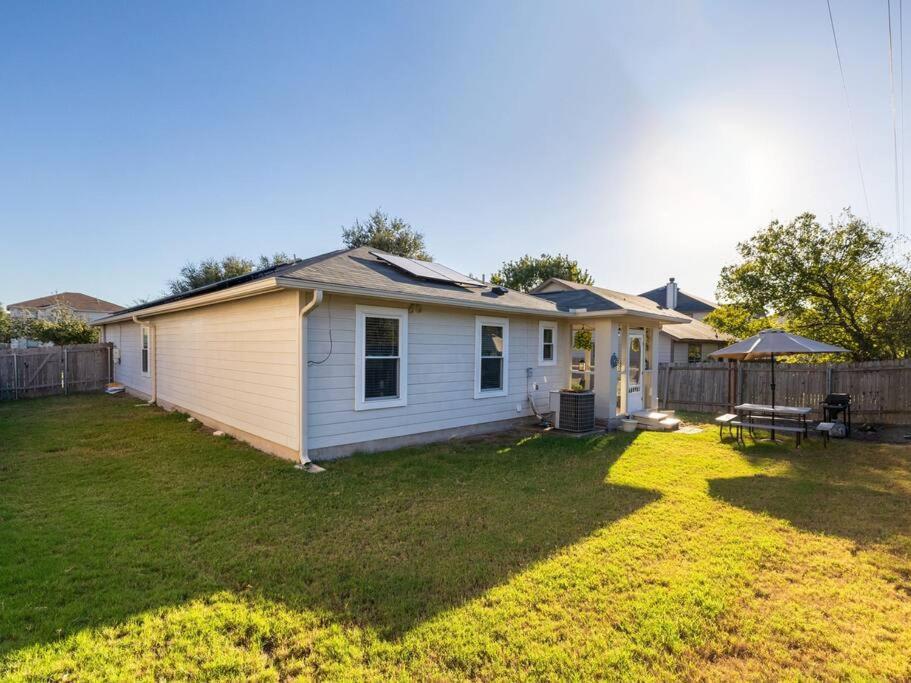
[889,0,902,234]
[826,0,872,218]
[898,0,906,232]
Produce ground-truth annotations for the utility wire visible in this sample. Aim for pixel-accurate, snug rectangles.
[826,0,872,218]
[898,0,906,232]
[889,0,902,235]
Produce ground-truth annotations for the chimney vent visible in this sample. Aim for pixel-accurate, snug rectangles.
[666,278,679,309]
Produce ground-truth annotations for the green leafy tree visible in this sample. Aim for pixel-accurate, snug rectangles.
[491,253,594,292]
[704,304,778,340]
[342,210,431,260]
[11,307,99,345]
[167,253,295,295]
[711,211,911,360]
[0,304,11,344]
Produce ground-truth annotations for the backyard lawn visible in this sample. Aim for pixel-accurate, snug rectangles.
[1,395,910,680]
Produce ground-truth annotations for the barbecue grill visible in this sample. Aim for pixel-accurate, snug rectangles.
[821,393,852,437]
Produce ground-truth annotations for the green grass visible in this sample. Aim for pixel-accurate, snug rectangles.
[1,395,910,681]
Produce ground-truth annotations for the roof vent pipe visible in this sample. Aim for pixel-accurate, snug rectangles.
[666,278,678,310]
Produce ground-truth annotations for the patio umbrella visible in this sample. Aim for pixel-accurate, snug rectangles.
[709,329,849,438]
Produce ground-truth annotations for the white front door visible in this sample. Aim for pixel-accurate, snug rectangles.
[627,331,644,414]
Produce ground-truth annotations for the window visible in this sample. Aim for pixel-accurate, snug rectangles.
[688,343,702,363]
[628,334,642,386]
[355,305,408,410]
[539,321,557,366]
[475,317,509,398]
[140,326,150,376]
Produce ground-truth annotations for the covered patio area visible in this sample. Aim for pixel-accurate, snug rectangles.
[531,278,691,430]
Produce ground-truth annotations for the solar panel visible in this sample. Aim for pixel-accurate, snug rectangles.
[370,251,484,286]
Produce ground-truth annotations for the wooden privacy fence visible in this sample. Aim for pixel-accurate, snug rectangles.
[658,359,911,425]
[0,343,113,400]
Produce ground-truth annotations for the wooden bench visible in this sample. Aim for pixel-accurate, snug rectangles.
[729,420,808,447]
[715,413,737,441]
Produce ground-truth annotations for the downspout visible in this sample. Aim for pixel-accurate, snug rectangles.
[132,314,156,403]
[296,290,325,472]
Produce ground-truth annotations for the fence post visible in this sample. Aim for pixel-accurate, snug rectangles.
[63,347,68,395]
[12,354,18,400]
[737,361,744,405]
[826,364,832,396]
[662,364,671,409]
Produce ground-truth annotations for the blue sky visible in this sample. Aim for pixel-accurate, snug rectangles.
[1,1,905,306]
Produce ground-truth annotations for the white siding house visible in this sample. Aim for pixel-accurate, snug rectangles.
[306,295,569,455]
[95,248,689,463]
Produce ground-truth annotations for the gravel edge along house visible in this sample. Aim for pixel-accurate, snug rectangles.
[95,248,689,463]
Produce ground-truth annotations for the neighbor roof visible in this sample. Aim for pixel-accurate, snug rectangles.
[531,278,691,322]
[9,292,124,313]
[638,285,717,314]
[661,316,733,343]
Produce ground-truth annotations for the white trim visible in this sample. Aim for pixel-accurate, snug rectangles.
[140,325,151,377]
[354,304,408,411]
[275,278,692,323]
[538,320,557,366]
[93,278,283,325]
[474,316,509,399]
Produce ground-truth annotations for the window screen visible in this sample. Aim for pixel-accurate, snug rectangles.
[480,324,504,391]
[542,326,554,361]
[364,317,399,399]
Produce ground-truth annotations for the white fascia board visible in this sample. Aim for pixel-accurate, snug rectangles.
[93,278,283,325]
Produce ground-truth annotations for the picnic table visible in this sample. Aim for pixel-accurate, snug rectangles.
[732,403,813,447]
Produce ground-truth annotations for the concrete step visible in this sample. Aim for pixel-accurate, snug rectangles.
[631,410,681,432]
[631,410,672,427]
[637,417,682,432]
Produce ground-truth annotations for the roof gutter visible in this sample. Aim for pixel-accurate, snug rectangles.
[275,277,575,318]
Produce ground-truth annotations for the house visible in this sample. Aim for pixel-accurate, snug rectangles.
[8,292,124,348]
[638,278,732,363]
[93,248,690,463]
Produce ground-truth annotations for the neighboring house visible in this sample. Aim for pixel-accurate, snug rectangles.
[94,247,690,463]
[8,292,124,348]
[638,279,732,363]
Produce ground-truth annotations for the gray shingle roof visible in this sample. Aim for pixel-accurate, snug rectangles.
[531,279,691,321]
[639,286,717,314]
[96,248,694,324]
[661,316,733,342]
[276,247,562,314]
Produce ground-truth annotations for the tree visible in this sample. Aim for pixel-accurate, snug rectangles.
[0,304,11,344]
[704,304,778,341]
[490,253,594,292]
[342,210,431,260]
[31,307,99,345]
[167,253,295,295]
[5,307,99,345]
[710,211,911,360]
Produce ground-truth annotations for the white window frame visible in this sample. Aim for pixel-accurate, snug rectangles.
[474,316,509,399]
[354,304,408,411]
[538,321,557,366]
[140,325,151,377]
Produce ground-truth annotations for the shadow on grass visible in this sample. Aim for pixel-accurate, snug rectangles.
[0,399,659,654]
[708,475,911,556]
